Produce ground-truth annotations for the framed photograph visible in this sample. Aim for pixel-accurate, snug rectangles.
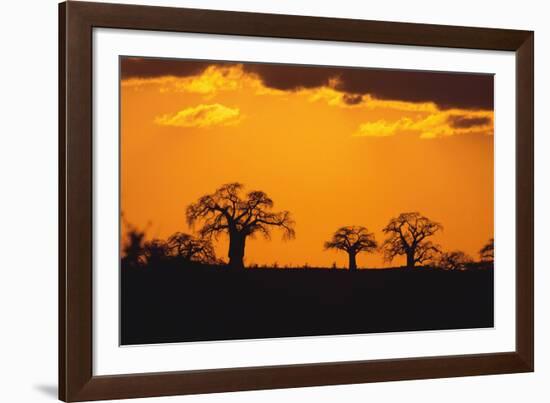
[59,1,534,401]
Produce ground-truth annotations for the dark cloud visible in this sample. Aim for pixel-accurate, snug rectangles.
[240,64,493,110]
[335,69,494,111]
[342,94,364,105]
[241,64,335,90]
[121,57,493,110]
[447,115,492,129]
[120,57,235,79]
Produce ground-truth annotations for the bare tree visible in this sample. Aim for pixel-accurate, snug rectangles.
[167,232,217,264]
[186,183,295,269]
[479,238,494,263]
[324,226,377,271]
[382,212,442,269]
[438,250,473,271]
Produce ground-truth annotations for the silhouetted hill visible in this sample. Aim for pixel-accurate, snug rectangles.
[121,263,493,345]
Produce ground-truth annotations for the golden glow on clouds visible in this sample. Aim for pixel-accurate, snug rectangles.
[154,103,241,128]
[355,110,493,139]
[355,119,413,137]
[124,64,492,139]
[123,65,283,97]
[171,66,243,95]
[305,86,439,113]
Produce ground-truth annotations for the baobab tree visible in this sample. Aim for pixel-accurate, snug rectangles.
[167,232,217,264]
[382,212,442,269]
[479,238,494,262]
[438,250,473,271]
[186,183,295,270]
[324,226,377,271]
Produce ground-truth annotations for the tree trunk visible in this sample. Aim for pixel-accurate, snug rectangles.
[406,249,415,269]
[348,252,357,271]
[228,231,246,270]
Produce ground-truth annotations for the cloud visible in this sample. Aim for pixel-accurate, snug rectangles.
[242,63,334,91]
[355,119,414,137]
[121,57,215,79]
[353,117,412,138]
[447,115,492,129]
[242,64,493,110]
[354,111,493,139]
[121,58,494,110]
[154,104,241,128]
[163,66,243,95]
[123,64,282,97]
[305,86,439,113]
[333,69,494,111]
[123,58,494,139]
[342,94,363,105]
[122,66,242,95]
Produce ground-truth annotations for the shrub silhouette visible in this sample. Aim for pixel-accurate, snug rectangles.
[186,183,295,270]
[324,226,377,271]
[121,225,146,269]
[142,239,171,266]
[167,232,217,264]
[438,250,473,271]
[479,238,494,263]
[382,212,442,269]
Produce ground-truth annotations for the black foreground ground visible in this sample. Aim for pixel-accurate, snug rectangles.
[121,264,494,345]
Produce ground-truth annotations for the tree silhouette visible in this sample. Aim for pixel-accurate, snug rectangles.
[324,226,377,271]
[438,250,473,271]
[121,225,146,269]
[382,212,442,269]
[186,183,295,269]
[479,238,494,263]
[167,232,217,264]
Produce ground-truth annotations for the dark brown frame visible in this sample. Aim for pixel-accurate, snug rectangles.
[59,1,534,401]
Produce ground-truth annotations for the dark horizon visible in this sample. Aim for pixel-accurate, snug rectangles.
[121,262,494,345]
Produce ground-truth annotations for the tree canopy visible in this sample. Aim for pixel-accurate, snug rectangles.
[382,212,442,268]
[186,183,295,269]
[324,226,377,270]
[438,250,473,271]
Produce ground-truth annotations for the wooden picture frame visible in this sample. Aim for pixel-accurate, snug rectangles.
[59,1,534,401]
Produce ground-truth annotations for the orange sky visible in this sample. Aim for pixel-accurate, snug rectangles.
[120,59,494,268]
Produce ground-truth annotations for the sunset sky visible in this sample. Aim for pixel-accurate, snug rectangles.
[120,57,494,268]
